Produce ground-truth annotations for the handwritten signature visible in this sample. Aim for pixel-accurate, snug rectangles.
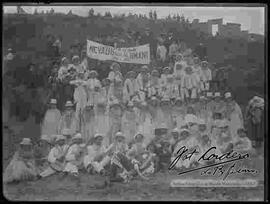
[168,146,258,180]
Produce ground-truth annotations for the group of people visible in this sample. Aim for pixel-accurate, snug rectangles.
[3,39,265,185]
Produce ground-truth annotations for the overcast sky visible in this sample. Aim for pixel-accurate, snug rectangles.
[3,5,265,35]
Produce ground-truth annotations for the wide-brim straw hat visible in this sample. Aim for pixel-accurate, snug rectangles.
[20,138,32,146]
[65,101,73,107]
[134,133,144,140]
[50,98,57,104]
[72,133,83,141]
[55,135,66,142]
[40,135,51,143]
[214,92,221,98]
[115,132,125,139]
[179,128,190,135]
[94,133,104,139]
[72,55,80,62]
[224,92,232,99]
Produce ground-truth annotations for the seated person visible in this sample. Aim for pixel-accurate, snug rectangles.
[215,120,233,154]
[234,128,253,152]
[4,138,38,184]
[39,135,69,178]
[64,133,85,177]
[83,133,110,176]
[34,135,52,174]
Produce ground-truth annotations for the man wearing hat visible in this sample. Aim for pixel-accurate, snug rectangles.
[64,133,85,176]
[41,99,62,141]
[58,101,77,136]
[40,135,69,178]
[83,134,110,176]
[4,138,38,183]
[224,92,244,138]
[34,135,52,174]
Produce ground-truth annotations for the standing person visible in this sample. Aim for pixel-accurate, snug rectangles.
[156,40,167,67]
[224,92,244,139]
[168,40,179,63]
[173,62,185,97]
[245,96,264,150]
[70,72,88,131]
[85,70,101,108]
[81,103,96,143]
[41,99,62,141]
[140,27,157,60]
[80,50,89,71]
[71,55,84,74]
[199,61,212,94]
[137,101,154,146]
[4,138,38,183]
[123,71,138,104]
[136,65,150,101]
[108,99,123,144]
[160,67,171,98]
[181,66,197,102]
[108,62,123,86]
[95,96,110,147]
[58,101,77,137]
[108,76,124,104]
[121,101,137,145]
[148,69,160,98]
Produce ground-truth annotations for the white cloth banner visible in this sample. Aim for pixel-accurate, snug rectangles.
[87,40,150,64]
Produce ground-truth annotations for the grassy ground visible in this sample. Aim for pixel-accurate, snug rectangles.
[2,116,265,201]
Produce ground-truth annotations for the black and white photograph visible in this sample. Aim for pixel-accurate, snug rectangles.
[2,3,267,201]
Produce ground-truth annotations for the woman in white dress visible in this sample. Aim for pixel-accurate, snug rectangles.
[41,99,62,141]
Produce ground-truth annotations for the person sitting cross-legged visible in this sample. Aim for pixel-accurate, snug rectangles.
[83,133,111,176]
